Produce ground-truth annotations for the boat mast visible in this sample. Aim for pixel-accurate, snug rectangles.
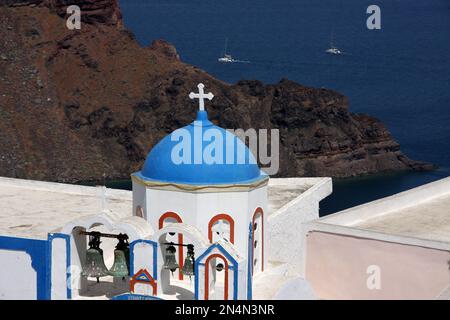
[223,38,228,56]
[330,30,335,48]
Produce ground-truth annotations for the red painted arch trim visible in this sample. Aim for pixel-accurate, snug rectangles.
[158,211,182,228]
[252,207,264,273]
[159,211,184,280]
[208,214,235,244]
[204,253,229,300]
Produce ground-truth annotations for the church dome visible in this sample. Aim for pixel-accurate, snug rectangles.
[134,110,267,186]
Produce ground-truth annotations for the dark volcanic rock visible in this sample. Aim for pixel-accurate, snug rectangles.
[149,39,180,61]
[0,0,432,183]
[51,0,123,26]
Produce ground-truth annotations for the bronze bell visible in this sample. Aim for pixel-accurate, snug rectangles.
[163,243,179,273]
[81,233,110,283]
[109,234,130,279]
[182,244,195,277]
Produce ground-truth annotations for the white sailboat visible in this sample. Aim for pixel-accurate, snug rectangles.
[218,54,235,63]
[218,38,236,63]
[325,31,342,55]
[326,47,342,55]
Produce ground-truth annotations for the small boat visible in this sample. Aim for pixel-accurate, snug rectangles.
[325,31,343,55]
[218,39,236,63]
[218,54,236,63]
[325,47,342,55]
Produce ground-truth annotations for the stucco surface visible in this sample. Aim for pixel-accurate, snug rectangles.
[355,193,450,242]
[305,231,450,299]
[0,176,331,300]
[0,177,131,239]
[0,177,318,240]
[303,177,450,299]
[267,183,311,217]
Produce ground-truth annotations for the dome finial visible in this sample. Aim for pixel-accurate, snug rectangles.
[189,83,214,112]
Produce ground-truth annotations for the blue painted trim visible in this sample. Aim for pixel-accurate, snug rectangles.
[112,293,163,300]
[133,270,153,282]
[45,236,51,298]
[194,260,199,300]
[247,223,253,300]
[0,235,48,299]
[194,243,239,300]
[130,239,158,280]
[153,242,158,281]
[48,233,71,300]
[233,261,238,300]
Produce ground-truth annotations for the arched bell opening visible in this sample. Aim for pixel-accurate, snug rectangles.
[194,243,239,300]
[208,214,235,244]
[205,254,229,300]
[157,233,195,300]
[154,224,209,300]
[158,212,184,281]
[68,222,135,299]
[206,214,235,283]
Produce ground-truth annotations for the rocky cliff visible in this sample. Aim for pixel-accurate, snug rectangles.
[0,0,431,183]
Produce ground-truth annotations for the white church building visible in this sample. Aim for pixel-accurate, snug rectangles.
[2,83,448,300]
[0,84,331,300]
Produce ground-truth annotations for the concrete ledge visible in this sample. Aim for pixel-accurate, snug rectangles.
[319,176,450,226]
[303,221,450,252]
[0,177,131,200]
[269,177,332,221]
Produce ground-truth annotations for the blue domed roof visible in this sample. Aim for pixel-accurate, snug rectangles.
[133,111,267,185]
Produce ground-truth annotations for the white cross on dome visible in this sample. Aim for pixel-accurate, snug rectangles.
[189,83,214,111]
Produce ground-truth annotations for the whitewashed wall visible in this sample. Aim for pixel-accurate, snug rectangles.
[142,186,266,259]
[132,180,147,219]
[268,178,332,276]
[247,186,268,275]
[132,241,155,276]
[196,190,249,253]
[0,249,37,299]
[50,237,68,300]
[132,180,268,300]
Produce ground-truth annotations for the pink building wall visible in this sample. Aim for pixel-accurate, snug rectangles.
[305,231,450,299]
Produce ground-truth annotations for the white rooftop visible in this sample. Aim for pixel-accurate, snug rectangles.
[355,193,450,243]
[0,176,320,240]
[309,176,450,250]
[0,178,131,239]
[267,180,311,217]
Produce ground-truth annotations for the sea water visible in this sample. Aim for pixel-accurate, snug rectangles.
[117,0,450,215]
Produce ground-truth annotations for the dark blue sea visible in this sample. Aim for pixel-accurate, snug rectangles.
[117,0,450,215]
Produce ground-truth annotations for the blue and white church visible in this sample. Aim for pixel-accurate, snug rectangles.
[129,83,268,300]
[0,83,331,300]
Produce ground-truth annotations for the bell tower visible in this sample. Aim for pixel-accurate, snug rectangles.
[131,83,268,299]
